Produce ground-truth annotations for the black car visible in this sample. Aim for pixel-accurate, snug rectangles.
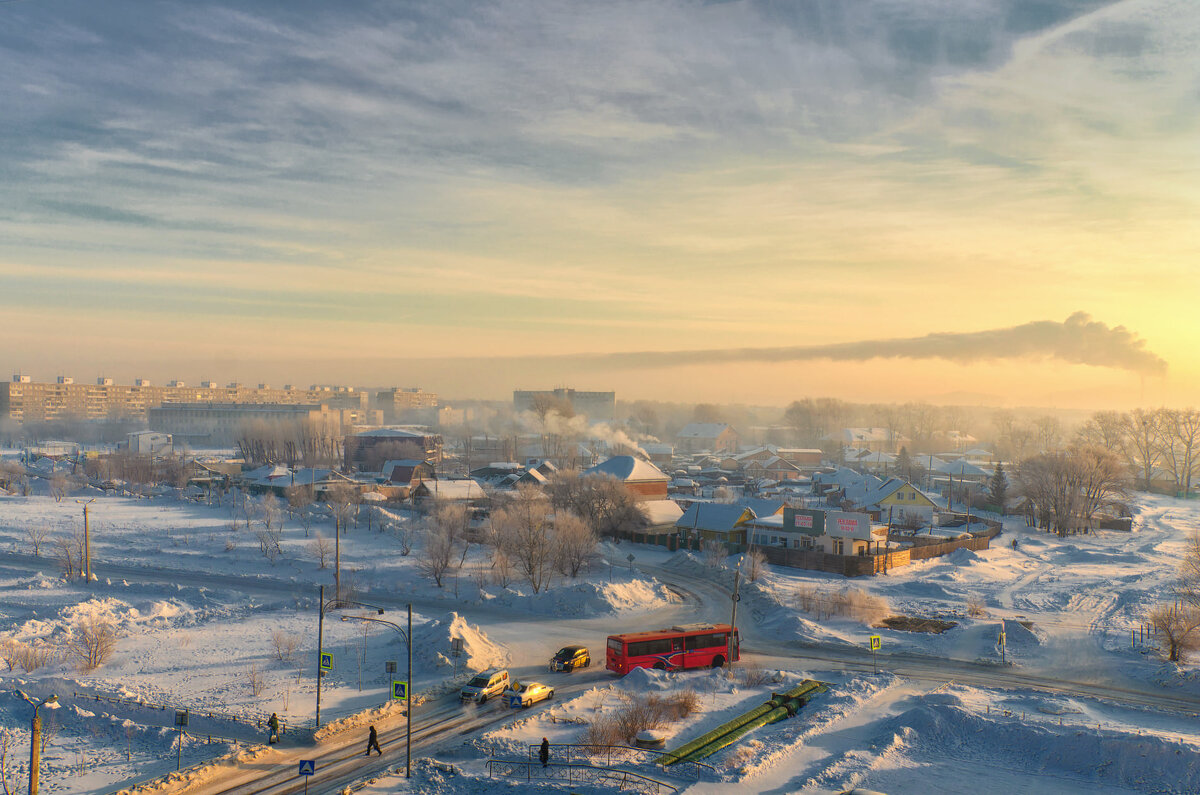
[549,645,590,672]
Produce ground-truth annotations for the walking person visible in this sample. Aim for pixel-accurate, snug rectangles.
[365,725,382,756]
[267,713,279,745]
[539,737,550,768]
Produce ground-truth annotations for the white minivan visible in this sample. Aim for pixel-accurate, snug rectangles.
[459,668,510,704]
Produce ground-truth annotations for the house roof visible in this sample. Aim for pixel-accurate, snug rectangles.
[677,423,733,439]
[641,500,684,526]
[736,497,785,517]
[935,460,989,477]
[853,478,928,511]
[353,428,430,439]
[676,503,755,532]
[584,455,669,483]
[414,479,484,500]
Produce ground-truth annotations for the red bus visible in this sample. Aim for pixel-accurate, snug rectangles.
[606,623,739,675]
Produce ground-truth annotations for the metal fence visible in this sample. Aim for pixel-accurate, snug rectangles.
[487,759,677,793]
[526,743,719,782]
[72,690,305,736]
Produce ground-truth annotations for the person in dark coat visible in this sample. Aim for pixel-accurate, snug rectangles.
[539,737,550,768]
[268,713,280,744]
[365,725,382,756]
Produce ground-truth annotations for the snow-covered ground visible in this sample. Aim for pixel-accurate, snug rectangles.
[2,487,1200,794]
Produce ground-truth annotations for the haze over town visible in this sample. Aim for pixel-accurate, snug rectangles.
[3,2,1200,795]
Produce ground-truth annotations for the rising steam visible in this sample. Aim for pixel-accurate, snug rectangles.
[554,312,1166,374]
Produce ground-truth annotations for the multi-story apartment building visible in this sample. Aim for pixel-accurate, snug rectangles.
[513,388,616,421]
[148,402,381,446]
[375,387,438,422]
[0,376,369,424]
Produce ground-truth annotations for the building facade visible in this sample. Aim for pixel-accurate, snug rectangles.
[1,376,369,424]
[513,388,616,421]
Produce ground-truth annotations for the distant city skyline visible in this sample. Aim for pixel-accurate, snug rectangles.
[2,1,1196,410]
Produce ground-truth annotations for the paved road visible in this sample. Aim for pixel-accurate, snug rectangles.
[10,549,1200,795]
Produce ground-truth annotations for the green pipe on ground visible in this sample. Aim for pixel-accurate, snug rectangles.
[680,696,809,762]
[658,680,823,767]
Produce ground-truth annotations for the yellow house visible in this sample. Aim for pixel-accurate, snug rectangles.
[854,478,937,526]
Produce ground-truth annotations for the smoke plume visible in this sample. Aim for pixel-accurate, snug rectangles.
[552,312,1166,375]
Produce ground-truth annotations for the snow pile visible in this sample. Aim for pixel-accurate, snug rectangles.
[411,612,508,674]
[944,547,982,565]
[479,577,677,616]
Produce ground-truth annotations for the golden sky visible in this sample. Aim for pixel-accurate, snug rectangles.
[1,0,1196,408]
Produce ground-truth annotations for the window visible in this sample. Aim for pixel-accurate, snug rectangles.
[607,638,624,653]
[834,539,844,555]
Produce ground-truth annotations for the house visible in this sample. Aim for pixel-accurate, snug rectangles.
[583,455,670,501]
[384,459,435,489]
[850,478,936,526]
[745,455,803,481]
[411,478,486,503]
[641,499,684,530]
[345,428,442,471]
[675,503,756,547]
[736,497,785,519]
[125,430,173,456]
[752,507,887,556]
[642,443,674,466]
[676,423,740,454]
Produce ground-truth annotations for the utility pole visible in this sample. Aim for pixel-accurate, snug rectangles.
[727,569,741,673]
[316,585,325,728]
[76,498,95,583]
[334,513,341,601]
[19,692,57,795]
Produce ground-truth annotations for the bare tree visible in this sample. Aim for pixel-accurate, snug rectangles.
[309,533,333,569]
[326,483,358,535]
[271,630,300,662]
[25,525,49,556]
[545,472,646,539]
[492,485,556,593]
[1148,603,1200,663]
[65,617,118,671]
[246,663,266,696]
[0,727,17,795]
[286,485,314,536]
[1127,408,1162,491]
[702,538,728,568]
[744,548,767,582]
[49,472,69,502]
[554,512,596,578]
[417,507,460,588]
[260,493,283,531]
[55,530,85,580]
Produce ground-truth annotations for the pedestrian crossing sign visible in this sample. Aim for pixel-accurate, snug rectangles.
[298,760,315,776]
[392,680,407,700]
[869,635,881,651]
[319,652,333,671]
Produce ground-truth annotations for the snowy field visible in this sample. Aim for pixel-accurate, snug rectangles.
[1,486,1199,793]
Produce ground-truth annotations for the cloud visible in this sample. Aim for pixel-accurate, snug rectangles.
[530,313,1167,375]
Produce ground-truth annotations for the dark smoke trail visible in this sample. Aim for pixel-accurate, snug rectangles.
[542,312,1166,374]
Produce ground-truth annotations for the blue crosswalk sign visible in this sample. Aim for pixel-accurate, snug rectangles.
[392,680,407,700]
[298,760,315,776]
[319,652,333,671]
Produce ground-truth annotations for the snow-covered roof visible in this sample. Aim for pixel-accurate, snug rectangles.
[676,503,754,531]
[935,460,989,477]
[584,455,668,483]
[641,500,684,526]
[415,479,484,500]
[736,498,785,517]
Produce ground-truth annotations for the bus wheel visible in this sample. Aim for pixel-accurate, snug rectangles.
[653,662,666,670]
[711,656,724,669]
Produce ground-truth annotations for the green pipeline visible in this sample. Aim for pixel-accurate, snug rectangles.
[658,680,824,766]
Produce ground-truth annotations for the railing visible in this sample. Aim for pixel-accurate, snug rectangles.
[72,690,306,736]
[487,759,678,793]
[527,743,719,782]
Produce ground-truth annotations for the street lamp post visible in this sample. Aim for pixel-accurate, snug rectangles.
[16,691,57,795]
[314,589,386,729]
[341,605,412,779]
[75,499,95,583]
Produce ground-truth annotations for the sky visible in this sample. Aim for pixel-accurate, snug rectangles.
[1,0,1196,409]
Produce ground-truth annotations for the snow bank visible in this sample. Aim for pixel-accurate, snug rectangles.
[412,612,508,675]
[479,577,677,616]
